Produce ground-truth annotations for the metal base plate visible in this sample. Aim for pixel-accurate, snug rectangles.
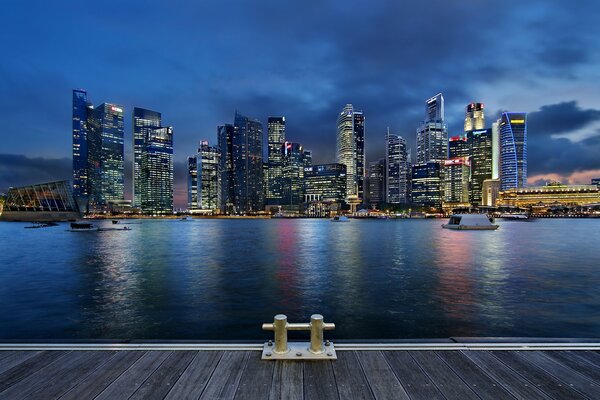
[262,342,337,360]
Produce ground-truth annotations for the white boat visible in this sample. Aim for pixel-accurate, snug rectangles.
[331,215,349,222]
[499,213,530,220]
[442,214,499,230]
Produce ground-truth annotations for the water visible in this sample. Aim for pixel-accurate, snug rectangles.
[0,218,599,340]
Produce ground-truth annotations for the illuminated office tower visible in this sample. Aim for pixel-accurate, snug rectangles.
[336,104,365,201]
[187,156,199,210]
[281,141,305,210]
[468,128,493,205]
[232,111,264,213]
[218,124,235,214]
[72,89,92,203]
[303,149,313,168]
[87,103,125,212]
[304,164,347,203]
[464,102,485,132]
[411,162,442,208]
[198,140,220,211]
[386,131,409,204]
[500,112,527,190]
[443,157,470,203]
[266,116,286,205]
[369,158,386,206]
[448,136,469,158]
[491,119,501,179]
[133,108,162,208]
[141,127,173,214]
[416,93,448,164]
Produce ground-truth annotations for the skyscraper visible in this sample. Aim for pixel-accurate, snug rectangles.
[133,108,162,208]
[336,104,365,202]
[500,112,527,190]
[468,128,493,205]
[281,141,304,210]
[218,124,235,214]
[187,156,198,210]
[87,103,125,212]
[72,89,92,204]
[198,140,220,211]
[464,102,485,132]
[416,94,448,164]
[141,127,173,214]
[368,159,386,207]
[228,111,264,214]
[266,116,286,205]
[385,130,409,204]
[443,157,470,204]
[448,136,469,158]
[411,162,442,208]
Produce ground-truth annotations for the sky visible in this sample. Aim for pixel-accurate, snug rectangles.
[1,0,600,208]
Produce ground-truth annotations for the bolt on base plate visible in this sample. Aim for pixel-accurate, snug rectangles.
[262,342,337,360]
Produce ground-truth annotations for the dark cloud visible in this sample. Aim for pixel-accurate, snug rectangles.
[528,102,600,137]
[0,154,71,193]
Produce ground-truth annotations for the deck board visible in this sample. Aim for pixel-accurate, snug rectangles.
[0,348,598,399]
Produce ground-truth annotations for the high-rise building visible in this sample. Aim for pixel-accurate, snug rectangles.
[443,157,470,204]
[187,156,198,210]
[500,112,527,191]
[336,104,365,201]
[198,140,220,211]
[303,149,313,168]
[448,136,469,158]
[592,178,600,187]
[368,159,386,207]
[416,93,448,164]
[266,116,286,205]
[482,179,501,207]
[72,89,92,204]
[133,108,162,208]
[218,124,235,214]
[141,127,173,214]
[87,103,125,212]
[303,164,347,203]
[385,131,410,204]
[464,102,485,132]
[228,112,264,214]
[491,119,501,179]
[468,128,493,205]
[281,141,305,210]
[411,162,442,208]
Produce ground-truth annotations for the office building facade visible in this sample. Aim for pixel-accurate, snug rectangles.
[140,127,173,214]
[443,157,471,204]
[368,159,386,207]
[304,164,347,203]
[385,131,410,204]
[133,108,162,208]
[336,104,365,201]
[500,112,527,191]
[266,116,286,205]
[198,141,220,211]
[464,102,485,132]
[72,89,92,203]
[218,124,235,214]
[187,156,199,210]
[468,128,493,205]
[281,141,305,210]
[416,94,447,164]
[411,162,442,208]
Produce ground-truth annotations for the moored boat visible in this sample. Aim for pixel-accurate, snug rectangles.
[331,215,349,222]
[442,214,499,230]
[68,222,97,232]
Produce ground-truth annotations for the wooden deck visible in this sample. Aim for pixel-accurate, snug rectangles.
[0,348,599,399]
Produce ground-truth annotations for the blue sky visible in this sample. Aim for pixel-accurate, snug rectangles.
[1,0,600,207]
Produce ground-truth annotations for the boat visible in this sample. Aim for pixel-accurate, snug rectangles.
[442,214,499,230]
[98,226,131,231]
[68,222,97,232]
[498,213,531,220]
[24,221,58,229]
[331,215,349,222]
[112,220,119,224]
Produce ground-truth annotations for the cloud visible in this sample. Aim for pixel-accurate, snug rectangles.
[527,102,600,137]
[0,154,71,193]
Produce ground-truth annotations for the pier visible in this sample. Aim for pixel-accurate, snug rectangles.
[1,340,599,399]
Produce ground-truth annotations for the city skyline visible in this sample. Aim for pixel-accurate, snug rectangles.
[2,1,600,208]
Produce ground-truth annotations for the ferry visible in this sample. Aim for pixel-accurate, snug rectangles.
[498,213,531,220]
[331,215,349,222]
[442,214,499,230]
[68,222,97,232]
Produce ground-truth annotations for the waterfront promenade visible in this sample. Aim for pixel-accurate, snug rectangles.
[0,340,599,399]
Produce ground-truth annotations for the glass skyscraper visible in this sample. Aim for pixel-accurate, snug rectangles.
[464,102,485,132]
[411,162,442,208]
[218,124,235,214]
[385,131,410,204]
[266,116,286,205]
[72,89,92,204]
[368,159,386,206]
[443,158,471,204]
[336,104,365,202]
[87,103,125,213]
[281,141,305,210]
[232,111,264,213]
[416,94,447,164]
[187,156,199,210]
[500,112,527,191]
[141,127,173,214]
[198,141,220,211]
[468,128,493,205]
[133,108,162,208]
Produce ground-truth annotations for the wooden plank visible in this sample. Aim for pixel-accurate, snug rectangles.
[128,351,197,400]
[59,351,146,400]
[164,351,223,400]
[462,351,551,400]
[269,361,303,400]
[514,350,600,399]
[0,351,69,394]
[0,352,41,375]
[304,360,339,400]
[234,354,275,400]
[383,351,445,400]
[0,352,17,363]
[331,351,374,400]
[576,351,600,368]
[0,351,116,400]
[357,351,408,400]
[542,351,600,382]
[409,351,479,400]
[94,351,172,400]
[199,351,250,400]
[436,351,514,400]
[492,351,587,400]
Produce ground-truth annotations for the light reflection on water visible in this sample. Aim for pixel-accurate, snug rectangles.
[0,218,599,339]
